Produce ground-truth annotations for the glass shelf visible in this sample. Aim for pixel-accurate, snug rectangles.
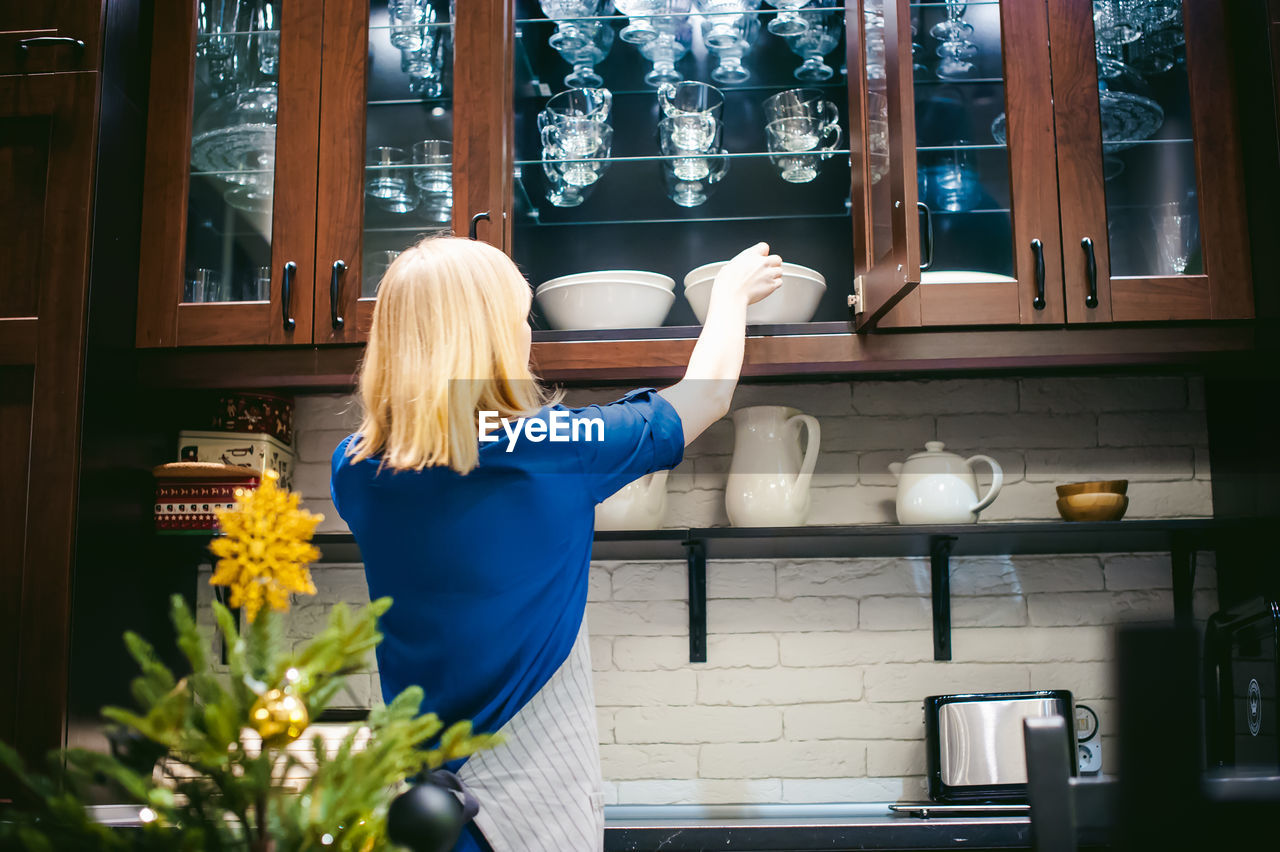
[514,8,853,25]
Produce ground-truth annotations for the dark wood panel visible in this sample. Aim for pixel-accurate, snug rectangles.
[1045,0,1111,322]
[0,367,34,753]
[1002,0,1064,324]
[313,0,368,345]
[176,301,286,346]
[0,318,38,364]
[135,324,1258,389]
[1183,0,1254,320]
[453,0,511,250]
[134,0,195,347]
[0,114,50,319]
[266,0,323,344]
[1110,275,1212,322]
[4,71,99,760]
[0,1,102,74]
[919,282,1021,327]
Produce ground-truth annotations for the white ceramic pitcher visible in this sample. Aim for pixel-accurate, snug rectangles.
[595,470,670,530]
[888,441,1003,525]
[725,405,821,527]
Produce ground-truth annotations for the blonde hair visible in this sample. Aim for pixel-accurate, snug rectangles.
[349,236,559,474]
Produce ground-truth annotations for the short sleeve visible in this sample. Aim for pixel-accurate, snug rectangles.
[567,387,684,504]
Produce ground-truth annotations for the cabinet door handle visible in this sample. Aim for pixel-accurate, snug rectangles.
[918,202,934,272]
[16,36,86,60]
[281,261,297,332]
[1031,239,1046,310]
[469,211,491,240]
[1082,237,1099,309]
[330,260,346,329]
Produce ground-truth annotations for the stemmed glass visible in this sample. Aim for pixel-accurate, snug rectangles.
[932,0,979,79]
[197,0,243,95]
[695,1,760,50]
[614,0,666,44]
[541,0,605,52]
[764,0,813,37]
[784,0,841,83]
[554,19,615,88]
[702,7,760,85]
[639,11,693,87]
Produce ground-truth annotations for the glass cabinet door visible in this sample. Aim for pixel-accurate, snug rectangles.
[315,0,456,342]
[137,0,323,346]
[508,1,913,339]
[884,0,1063,327]
[1048,0,1252,321]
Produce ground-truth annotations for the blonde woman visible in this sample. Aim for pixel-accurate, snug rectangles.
[331,236,781,852]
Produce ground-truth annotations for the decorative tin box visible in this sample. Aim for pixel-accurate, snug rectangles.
[207,392,294,445]
[154,463,260,531]
[177,430,295,491]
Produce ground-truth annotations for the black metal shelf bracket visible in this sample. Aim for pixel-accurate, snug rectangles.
[685,539,707,664]
[930,536,958,661]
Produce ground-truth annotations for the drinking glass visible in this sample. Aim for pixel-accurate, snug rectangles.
[185,268,223,303]
[542,121,613,186]
[197,0,243,95]
[541,0,606,52]
[765,116,841,183]
[657,80,724,122]
[695,0,761,49]
[614,0,664,44]
[785,0,841,82]
[250,0,279,78]
[253,265,271,301]
[928,142,980,212]
[366,146,418,213]
[703,7,760,84]
[553,18,615,88]
[538,87,613,130]
[640,27,691,86]
[1152,196,1199,275]
[543,160,597,207]
[764,0,813,36]
[401,17,448,98]
[662,152,728,206]
[411,139,452,193]
[389,0,429,50]
[659,114,719,180]
[763,87,839,130]
[931,0,979,79]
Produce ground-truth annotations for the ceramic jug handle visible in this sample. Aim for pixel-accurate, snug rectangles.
[789,415,822,500]
[965,454,1004,514]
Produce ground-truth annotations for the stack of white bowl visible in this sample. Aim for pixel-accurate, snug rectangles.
[683,260,826,324]
[534,270,676,331]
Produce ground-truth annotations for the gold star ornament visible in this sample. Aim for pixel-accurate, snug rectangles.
[209,469,323,622]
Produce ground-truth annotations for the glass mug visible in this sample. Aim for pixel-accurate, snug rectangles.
[537,87,613,131]
[765,116,841,183]
[659,114,719,180]
[763,87,839,129]
[657,80,725,123]
[662,152,729,207]
[542,122,613,187]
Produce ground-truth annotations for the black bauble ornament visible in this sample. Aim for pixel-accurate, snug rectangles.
[386,781,466,852]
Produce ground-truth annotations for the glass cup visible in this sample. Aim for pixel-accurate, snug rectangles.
[185,268,223,303]
[764,87,840,130]
[543,159,597,207]
[657,81,725,123]
[639,14,693,87]
[702,8,761,85]
[765,115,841,183]
[253,265,271,301]
[366,146,418,213]
[541,0,606,52]
[538,87,613,131]
[662,151,728,206]
[1152,196,1199,275]
[764,0,813,36]
[542,121,613,186]
[659,114,719,180]
[615,0,665,44]
[411,139,452,193]
[389,0,429,50]
[785,0,841,82]
[696,0,762,49]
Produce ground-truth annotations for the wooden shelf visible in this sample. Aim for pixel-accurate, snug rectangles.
[135,322,1258,389]
[293,519,1252,664]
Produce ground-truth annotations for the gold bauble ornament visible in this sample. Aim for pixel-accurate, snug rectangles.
[249,689,309,747]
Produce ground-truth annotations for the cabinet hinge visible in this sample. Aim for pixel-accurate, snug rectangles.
[848,275,865,315]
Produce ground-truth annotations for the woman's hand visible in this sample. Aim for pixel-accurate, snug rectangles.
[658,242,787,446]
[710,242,784,308]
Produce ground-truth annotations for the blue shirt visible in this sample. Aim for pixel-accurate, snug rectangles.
[330,388,684,749]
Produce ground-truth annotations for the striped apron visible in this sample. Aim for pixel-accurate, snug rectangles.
[456,620,605,852]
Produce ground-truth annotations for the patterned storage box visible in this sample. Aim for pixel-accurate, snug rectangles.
[207,392,294,445]
[154,463,260,531]
[177,430,295,491]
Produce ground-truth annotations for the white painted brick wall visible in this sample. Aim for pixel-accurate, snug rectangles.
[286,375,1215,806]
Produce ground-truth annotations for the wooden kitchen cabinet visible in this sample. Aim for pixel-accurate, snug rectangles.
[0,0,101,75]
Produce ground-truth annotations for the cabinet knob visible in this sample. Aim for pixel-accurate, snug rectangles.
[1082,237,1099,309]
[281,261,297,332]
[330,260,347,330]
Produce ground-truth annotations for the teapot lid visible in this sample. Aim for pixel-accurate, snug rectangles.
[908,441,956,460]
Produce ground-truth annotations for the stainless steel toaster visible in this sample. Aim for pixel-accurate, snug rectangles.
[924,690,1076,802]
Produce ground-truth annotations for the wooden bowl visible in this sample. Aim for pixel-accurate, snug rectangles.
[1056,479,1129,498]
[1056,492,1129,522]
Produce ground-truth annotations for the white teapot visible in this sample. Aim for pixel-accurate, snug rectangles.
[888,441,1003,525]
[595,470,670,530]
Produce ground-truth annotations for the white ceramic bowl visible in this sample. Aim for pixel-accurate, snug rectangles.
[921,271,1017,284]
[683,261,827,324]
[537,269,677,292]
[535,274,675,330]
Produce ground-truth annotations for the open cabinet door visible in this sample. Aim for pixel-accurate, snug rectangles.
[851,0,921,330]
